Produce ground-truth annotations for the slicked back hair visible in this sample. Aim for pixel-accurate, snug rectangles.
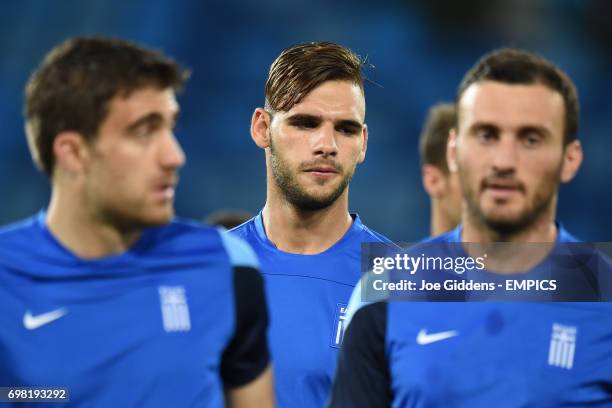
[264,42,365,113]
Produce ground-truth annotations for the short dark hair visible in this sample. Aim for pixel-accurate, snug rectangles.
[265,42,365,112]
[456,48,579,145]
[25,36,189,175]
[419,102,456,174]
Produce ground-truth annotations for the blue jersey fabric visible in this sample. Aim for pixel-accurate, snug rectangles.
[427,223,579,244]
[230,212,392,408]
[414,224,604,302]
[0,211,263,407]
[330,225,612,407]
[387,302,612,407]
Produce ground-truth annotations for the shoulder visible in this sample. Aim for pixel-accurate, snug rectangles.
[152,218,223,251]
[353,214,396,247]
[228,217,257,241]
[0,214,60,274]
[220,231,259,269]
[161,218,259,269]
[345,271,392,330]
[160,217,217,234]
[0,214,42,248]
[420,228,458,243]
[557,225,581,243]
[360,224,395,246]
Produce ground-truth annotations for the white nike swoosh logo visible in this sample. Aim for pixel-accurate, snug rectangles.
[23,308,68,330]
[416,329,459,345]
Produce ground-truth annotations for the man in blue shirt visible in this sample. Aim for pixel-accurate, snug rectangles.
[0,37,273,407]
[231,42,392,408]
[329,49,612,407]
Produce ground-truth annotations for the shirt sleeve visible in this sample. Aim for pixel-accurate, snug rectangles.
[220,265,270,388]
[327,301,392,407]
[218,232,270,388]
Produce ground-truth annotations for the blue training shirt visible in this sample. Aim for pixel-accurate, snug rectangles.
[329,225,612,407]
[231,212,393,408]
[0,211,270,407]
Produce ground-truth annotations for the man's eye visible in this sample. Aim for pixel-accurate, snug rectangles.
[476,128,497,142]
[522,132,542,147]
[133,124,159,139]
[293,120,318,129]
[337,126,359,135]
[135,128,153,138]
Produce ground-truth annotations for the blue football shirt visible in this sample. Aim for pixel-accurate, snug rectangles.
[0,211,270,407]
[329,225,612,407]
[231,213,393,408]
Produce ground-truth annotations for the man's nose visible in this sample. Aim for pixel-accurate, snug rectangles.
[491,134,519,174]
[159,131,186,169]
[312,123,338,157]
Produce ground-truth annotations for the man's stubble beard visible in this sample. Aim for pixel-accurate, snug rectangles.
[457,159,562,236]
[269,137,355,211]
[91,195,172,233]
[83,146,175,235]
[85,177,173,234]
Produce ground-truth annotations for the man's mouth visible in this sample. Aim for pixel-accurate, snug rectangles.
[304,166,338,176]
[155,180,177,200]
[482,179,524,198]
[301,160,342,179]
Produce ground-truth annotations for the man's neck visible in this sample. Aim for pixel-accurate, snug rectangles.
[262,192,353,255]
[430,202,459,237]
[46,189,142,259]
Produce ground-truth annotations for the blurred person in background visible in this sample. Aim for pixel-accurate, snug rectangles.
[206,209,254,230]
[419,102,462,236]
[231,42,393,408]
[0,37,273,407]
[329,48,612,407]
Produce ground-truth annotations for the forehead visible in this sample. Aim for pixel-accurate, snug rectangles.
[284,80,365,121]
[105,87,178,125]
[458,81,564,133]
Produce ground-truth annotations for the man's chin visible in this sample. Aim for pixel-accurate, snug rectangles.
[285,187,344,211]
[146,217,174,226]
[481,211,532,234]
[279,172,351,211]
[291,195,338,211]
[137,208,175,226]
[99,205,174,231]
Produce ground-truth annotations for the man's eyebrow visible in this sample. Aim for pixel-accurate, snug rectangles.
[469,121,499,131]
[286,113,322,122]
[126,113,164,133]
[286,114,363,128]
[518,125,552,137]
[126,110,180,133]
[335,119,363,129]
[469,121,552,137]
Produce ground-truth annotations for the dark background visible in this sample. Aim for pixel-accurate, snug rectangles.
[0,0,610,241]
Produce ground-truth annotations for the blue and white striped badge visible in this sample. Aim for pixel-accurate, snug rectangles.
[548,323,577,369]
[330,303,348,348]
[159,286,191,333]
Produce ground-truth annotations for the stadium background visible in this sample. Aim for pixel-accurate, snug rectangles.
[0,0,609,241]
